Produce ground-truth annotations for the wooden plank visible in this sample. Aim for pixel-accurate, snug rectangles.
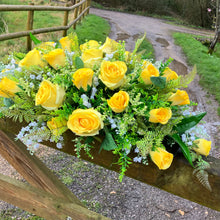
[0,174,111,220]
[0,129,83,206]
[63,4,69,37]
[0,5,90,41]
[1,118,220,211]
[26,3,34,51]
[0,0,87,11]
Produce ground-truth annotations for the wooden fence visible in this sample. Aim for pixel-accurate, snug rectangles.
[0,0,91,51]
[0,118,220,220]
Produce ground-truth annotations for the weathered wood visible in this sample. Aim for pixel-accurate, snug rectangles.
[0,174,111,220]
[1,118,220,211]
[0,0,86,11]
[26,3,34,51]
[0,129,83,206]
[78,1,83,23]
[63,4,69,37]
[0,5,90,41]
[209,0,220,53]
[73,0,80,29]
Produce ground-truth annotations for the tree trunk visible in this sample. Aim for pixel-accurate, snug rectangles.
[209,0,220,54]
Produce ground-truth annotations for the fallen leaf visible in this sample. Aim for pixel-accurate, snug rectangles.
[178,210,185,216]
[165,213,170,218]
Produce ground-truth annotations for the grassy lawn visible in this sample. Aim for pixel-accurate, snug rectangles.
[173,32,220,115]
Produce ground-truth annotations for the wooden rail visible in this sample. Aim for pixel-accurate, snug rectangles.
[0,118,220,219]
[0,0,91,50]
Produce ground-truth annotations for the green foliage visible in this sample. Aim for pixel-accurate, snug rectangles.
[74,14,111,45]
[99,127,118,152]
[193,157,212,191]
[175,112,206,134]
[73,137,94,159]
[173,33,220,115]
[170,133,194,167]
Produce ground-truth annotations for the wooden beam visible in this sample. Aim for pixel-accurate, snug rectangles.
[0,129,82,206]
[0,174,111,220]
[1,118,220,211]
[26,3,34,51]
[0,0,87,11]
[0,6,90,41]
[63,4,69,37]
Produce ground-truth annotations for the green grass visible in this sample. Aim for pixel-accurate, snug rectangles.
[73,14,111,45]
[137,38,155,60]
[173,32,220,115]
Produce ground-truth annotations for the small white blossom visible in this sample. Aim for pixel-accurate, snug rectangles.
[134,147,139,153]
[81,94,92,108]
[36,75,42,80]
[93,76,99,87]
[90,87,97,99]
[30,74,36,79]
[56,142,63,149]
[29,82,34,88]
[133,156,142,163]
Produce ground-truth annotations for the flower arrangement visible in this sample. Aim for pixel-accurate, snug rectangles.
[0,34,212,183]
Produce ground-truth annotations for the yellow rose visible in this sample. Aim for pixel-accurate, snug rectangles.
[35,80,65,110]
[72,68,94,91]
[80,40,100,52]
[67,109,104,136]
[150,147,173,170]
[82,49,103,68]
[100,37,119,54]
[140,63,160,85]
[59,36,75,52]
[99,60,127,90]
[37,41,55,50]
[19,49,46,68]
[43,49,66,69]
[107,91,129,113]
[0,77,21,98]
[193,139,211,156]
[149,108,172,124]
[168,89,190,106]
[47,117,68,136]
[163,67,178,81]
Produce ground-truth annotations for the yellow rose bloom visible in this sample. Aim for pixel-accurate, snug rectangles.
[149,107,172,125]
[19,49,46,68]
[140,63,160,85]
[100,37,119,54]
[82,49,103,69]
[37,41,55,50]
[193,139,211,156]
[168,89,190,106]
[99,60,127,90]
[0,77,21,98]
[35,80,65,110]
[47,117,68,136]
[72,68,94,91]
[59,36,74,52]
[80,40,100,52]
[150,147,173,170]
[107,91,129,113]
[43,49,66,69]
[67,109,104,136]
[163,67,178,81]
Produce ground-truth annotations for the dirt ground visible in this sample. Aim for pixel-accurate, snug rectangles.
[1,8,220,220]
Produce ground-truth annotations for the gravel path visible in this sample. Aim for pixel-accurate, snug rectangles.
[1,8,220,220]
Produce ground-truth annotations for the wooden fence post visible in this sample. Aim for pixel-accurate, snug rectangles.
[63,3,69,37]
[73,0,79,29]
[26,3,34,51]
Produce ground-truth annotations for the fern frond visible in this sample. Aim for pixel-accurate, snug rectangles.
[193,169,212,191]
[179,65,197,88]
